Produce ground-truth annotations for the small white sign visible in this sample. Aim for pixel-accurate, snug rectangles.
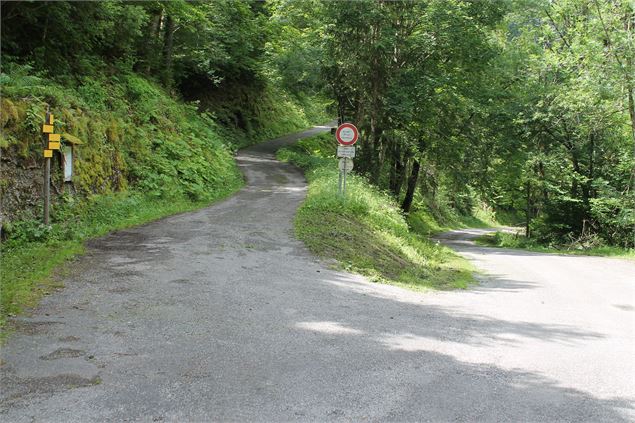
[339,128,355,142]
[338,158,354,172]
[337,146,355,158]
[63,148,73,182]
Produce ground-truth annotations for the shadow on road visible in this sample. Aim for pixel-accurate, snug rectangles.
[281,270,633,421]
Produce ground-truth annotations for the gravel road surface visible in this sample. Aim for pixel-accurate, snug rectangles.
[1,127,634,422]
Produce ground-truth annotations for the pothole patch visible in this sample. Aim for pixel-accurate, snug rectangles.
[40,348,86,360]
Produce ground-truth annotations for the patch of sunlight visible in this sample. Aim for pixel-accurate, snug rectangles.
[295,321,364,335]
[379,333,433,352]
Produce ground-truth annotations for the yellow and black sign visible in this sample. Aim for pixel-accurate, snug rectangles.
[42,114,61,152]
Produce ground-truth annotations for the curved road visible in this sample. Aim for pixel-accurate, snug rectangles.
[1,127,634,422]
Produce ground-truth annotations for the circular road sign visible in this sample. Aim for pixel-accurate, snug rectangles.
[336,123,359,146]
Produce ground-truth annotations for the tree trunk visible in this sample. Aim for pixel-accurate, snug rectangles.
[525,181,532,238]
[629,85,635,247]
[616,7,635,247]
[162,15,175,87]
[357,129,373,177]
[538,161,548,205]
[143,9,163,75]
[389,141,405,197]
[401,159,420,213]
[370,128,383,185]
[627,60,635,248]
[587,131,595,200]
[388,140,398,196]
[42,2,50,43]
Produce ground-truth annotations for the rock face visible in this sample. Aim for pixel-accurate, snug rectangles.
[1,144,65,224]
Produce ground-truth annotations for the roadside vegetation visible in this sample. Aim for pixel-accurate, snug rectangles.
[317,1,634,251]
[475,231,635,260]
[278,133,476,291]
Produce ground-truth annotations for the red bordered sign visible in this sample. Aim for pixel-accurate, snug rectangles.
[335,123,359,146]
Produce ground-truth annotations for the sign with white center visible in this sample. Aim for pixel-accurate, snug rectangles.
[338,158,354,173]
[335,123,359,146]
[337,145,355,158]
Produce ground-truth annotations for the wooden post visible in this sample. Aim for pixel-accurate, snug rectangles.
[43,106,51,225]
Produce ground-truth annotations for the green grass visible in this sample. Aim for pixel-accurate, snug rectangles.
[0,183,243,339]
[475,231,635,260]
[277,133,476,291]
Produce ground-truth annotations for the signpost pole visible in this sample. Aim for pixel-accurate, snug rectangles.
[43,106,51,225]
[335,123,358,199]
[342,157,347,197]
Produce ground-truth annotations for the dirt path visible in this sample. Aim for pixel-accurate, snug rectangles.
[1,130,634,422]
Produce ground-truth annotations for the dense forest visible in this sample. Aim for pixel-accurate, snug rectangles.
[317,0,634,248]
[1,0,634,250]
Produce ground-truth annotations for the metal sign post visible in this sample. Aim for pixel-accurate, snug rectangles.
[343,158,347,196]
[335,123,359,198]
[338,157,354,196]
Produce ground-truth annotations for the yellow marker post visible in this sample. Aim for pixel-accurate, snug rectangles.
[48,133,60,142]
[48,142,61,150]
[42,106,52,224]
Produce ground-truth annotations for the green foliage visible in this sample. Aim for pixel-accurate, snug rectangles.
[1,220,52,244]
[1,1,147,76]
[321,0,506,199]
[484,0,635,247]
[317,0,634,248]
[475,231,635,259]
[278,133,475,290]
[1,69,245,200]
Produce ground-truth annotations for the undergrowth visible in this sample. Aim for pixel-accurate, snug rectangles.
[475,231,635,260]
[407,190,500,237]
[277,133,475,291]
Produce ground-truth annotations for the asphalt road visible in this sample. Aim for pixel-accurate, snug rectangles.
[1,127,634,422]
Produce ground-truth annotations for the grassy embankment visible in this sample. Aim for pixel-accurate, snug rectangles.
[0,67,322,334]
[475,231,635,259]
[277,133,477,291]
